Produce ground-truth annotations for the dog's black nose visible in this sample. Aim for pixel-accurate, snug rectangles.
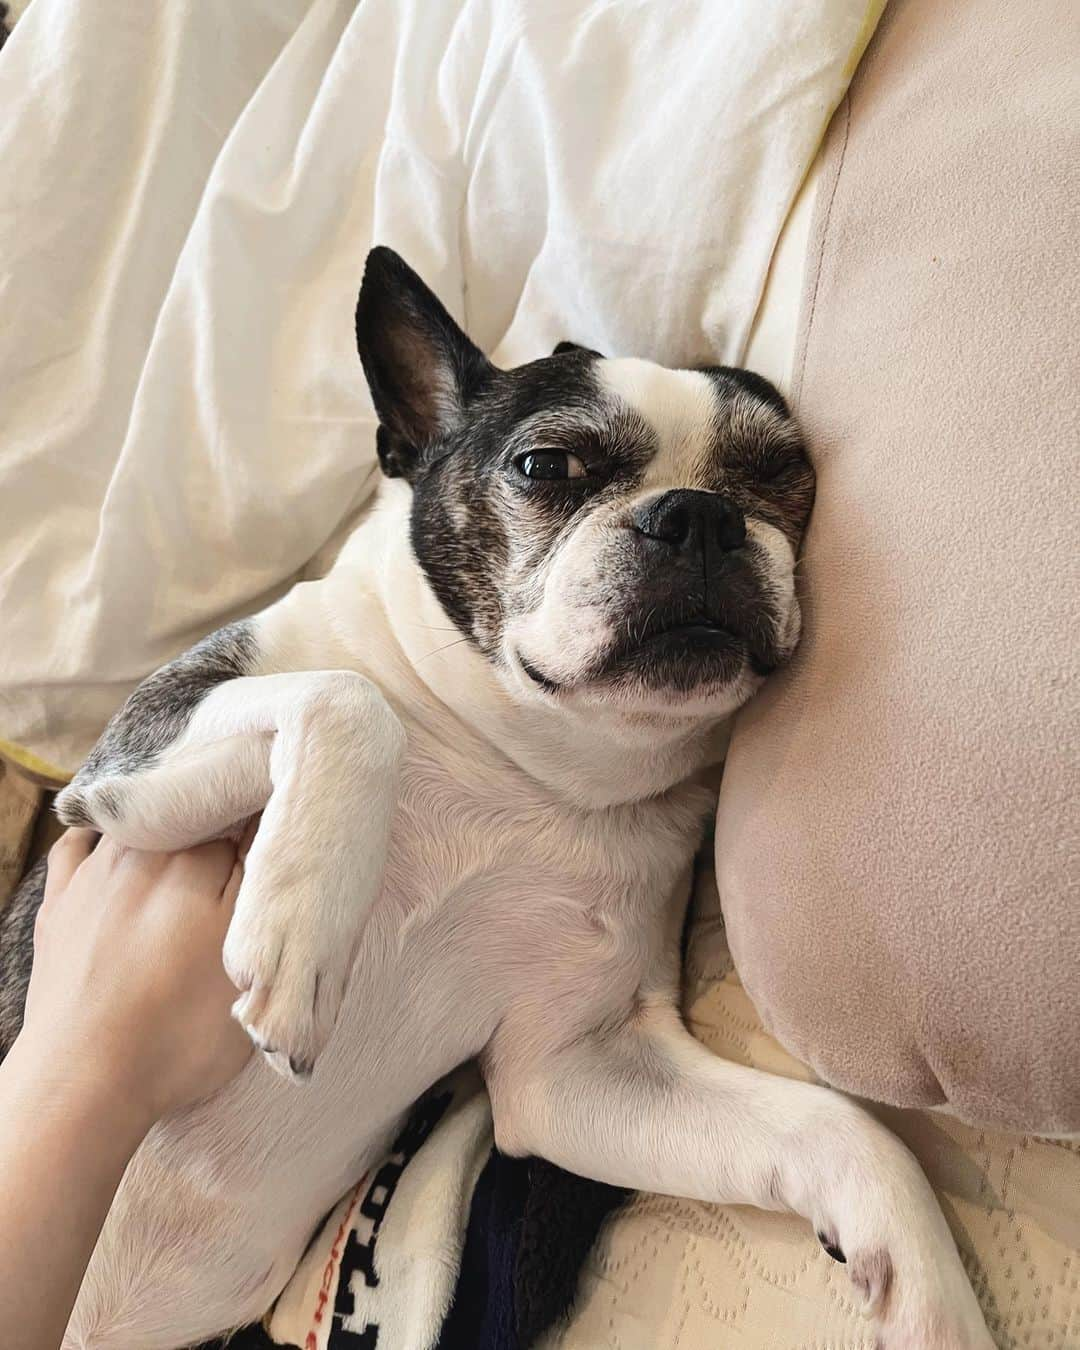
[632,489,746,553]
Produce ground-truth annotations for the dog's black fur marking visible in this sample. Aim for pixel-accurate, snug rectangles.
[705,364,790,417]
[552,339,604,359]
[57,621,257,826]
[0,859,45,1058]
[356,246,494,481]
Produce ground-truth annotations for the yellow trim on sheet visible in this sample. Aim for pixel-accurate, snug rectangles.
[843,0,888,81]
[0,739,72,785]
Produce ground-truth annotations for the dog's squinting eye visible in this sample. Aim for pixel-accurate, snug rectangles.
[516,450,589,481]
[757,450,806,482]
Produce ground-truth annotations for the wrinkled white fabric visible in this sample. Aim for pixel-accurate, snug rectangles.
[0,0,881,776]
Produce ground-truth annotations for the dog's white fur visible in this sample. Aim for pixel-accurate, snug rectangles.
[54,362,992,1350]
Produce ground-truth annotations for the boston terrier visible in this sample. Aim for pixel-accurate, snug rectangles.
[0,248,992,1348]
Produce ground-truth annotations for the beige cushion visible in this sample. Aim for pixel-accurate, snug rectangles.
[715,0,1080,1132]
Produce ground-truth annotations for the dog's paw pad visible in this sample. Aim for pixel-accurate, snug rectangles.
[848,1247,892,1315]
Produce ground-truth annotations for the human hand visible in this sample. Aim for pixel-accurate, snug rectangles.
[21,828,254,1133]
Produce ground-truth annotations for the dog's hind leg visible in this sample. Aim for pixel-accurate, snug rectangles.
[486,1003,994,1350]
[52,616,406,1077]
[0,859,46,1059]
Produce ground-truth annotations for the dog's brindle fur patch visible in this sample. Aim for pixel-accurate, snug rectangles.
[0,859,45,1058]
[0,624,257,1055]
[408,355,657,653]
[58,622,257,827]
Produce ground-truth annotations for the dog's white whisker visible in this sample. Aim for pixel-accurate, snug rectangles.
[416,636,469,662]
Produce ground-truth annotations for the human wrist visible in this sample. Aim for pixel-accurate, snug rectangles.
[7,1022,158,1149]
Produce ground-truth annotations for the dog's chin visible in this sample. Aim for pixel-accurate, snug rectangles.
[600,623,753,690]
[512,622,777,716]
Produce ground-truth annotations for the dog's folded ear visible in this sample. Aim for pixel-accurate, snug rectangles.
[356,247,493,481]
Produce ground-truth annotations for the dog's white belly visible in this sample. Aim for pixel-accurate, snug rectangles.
[69,891,495,1347]
[66,739,674,1350]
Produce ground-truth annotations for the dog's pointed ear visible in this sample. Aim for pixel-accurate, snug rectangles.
[356,247,493,481]
[552,340,603,359]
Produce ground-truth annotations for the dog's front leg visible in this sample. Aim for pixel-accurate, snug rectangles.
[487,1005,993,1350]
[56,639,405,1078]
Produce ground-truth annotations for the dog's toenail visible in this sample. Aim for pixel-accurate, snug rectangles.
[288,1054,313,1079]
[817,1232,846,1263]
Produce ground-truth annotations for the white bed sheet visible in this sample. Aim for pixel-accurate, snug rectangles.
[0,0,876,777]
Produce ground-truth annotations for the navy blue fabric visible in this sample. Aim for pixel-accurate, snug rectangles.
[193,1327,288,1350]
[435,1149,528,1349]
[513,1159,628,1348]
[435,1151,628,1350]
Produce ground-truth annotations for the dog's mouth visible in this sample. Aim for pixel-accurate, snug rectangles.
[518,615,779,697]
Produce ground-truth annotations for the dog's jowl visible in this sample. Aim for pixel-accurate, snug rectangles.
[0,249,993,1348]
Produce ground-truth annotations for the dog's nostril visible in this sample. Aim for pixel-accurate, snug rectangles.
[713,497,746,551]
[634,499,692,547]
[632,490,746,553]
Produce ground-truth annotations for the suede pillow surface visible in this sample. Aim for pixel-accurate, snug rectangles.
[716,0,1079,1134]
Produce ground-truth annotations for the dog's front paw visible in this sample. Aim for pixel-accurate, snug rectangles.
[56,775,127,832]
[222,875,362,1081]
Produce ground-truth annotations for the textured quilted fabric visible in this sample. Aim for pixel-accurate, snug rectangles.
[545,865,1080,1350]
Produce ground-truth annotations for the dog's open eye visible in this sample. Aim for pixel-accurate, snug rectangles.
[515,450,589,481]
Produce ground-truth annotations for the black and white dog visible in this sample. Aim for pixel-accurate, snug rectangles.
[0,249,991,1348]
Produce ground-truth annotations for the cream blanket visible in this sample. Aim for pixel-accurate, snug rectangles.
[0,0,880,778]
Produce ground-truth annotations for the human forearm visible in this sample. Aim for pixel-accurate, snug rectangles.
[0,829,251,1347]
[0,1030,150,1350]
